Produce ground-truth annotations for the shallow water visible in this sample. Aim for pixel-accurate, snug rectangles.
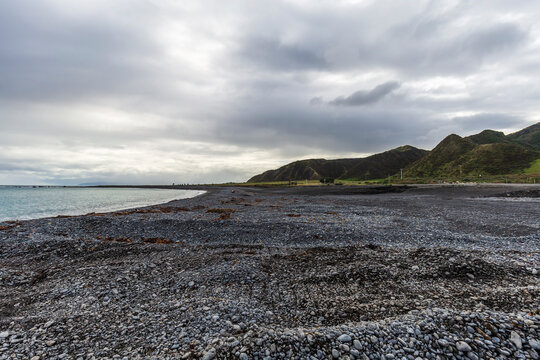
[0,186,203,222]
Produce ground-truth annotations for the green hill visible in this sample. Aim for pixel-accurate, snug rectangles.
[341,146,428,180]
[248,122,540,183]
[248,146,427,182]
[466,130,510,145]
[506,122,540,148]
[404,135,476,177]
[405,123,540,178]
[442,143,539,176]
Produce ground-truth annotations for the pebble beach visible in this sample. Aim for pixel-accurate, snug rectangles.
[0,184,539,359]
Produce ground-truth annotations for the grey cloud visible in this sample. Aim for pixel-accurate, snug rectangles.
[309,96,323,105]
[463,23,527,56]
[238,37,329,71]
[215,96,434,155]
[329,82,401,106]
[0,0,539,184]
[364,22,529,76]
[0,1,182,104]
[452,113,527,132]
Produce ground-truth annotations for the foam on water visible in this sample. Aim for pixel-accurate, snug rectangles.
[0,186,204,222]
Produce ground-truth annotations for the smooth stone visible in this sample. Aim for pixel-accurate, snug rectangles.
[338,334,352,342]
[202,349,216,360]
[438,339,449,347]
[530,339,540,350]
[510,331,522,349]
[456,341,472,352]
[44,321,54,328]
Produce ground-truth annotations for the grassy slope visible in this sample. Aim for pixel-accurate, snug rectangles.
[405,124,540,178]
[466,130,510,145]
[442,143,539,176]
[524,159,540,175]
[341,146,428,180]
[247,146,427,182]
[247,123,540,184]
[404,135,476,177]
[507,122,540,148]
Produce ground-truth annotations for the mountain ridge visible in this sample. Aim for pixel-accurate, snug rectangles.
[248,122,540,182]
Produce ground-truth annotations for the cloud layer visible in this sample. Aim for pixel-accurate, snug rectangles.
[328,81,401,106]
[1,0,539,184]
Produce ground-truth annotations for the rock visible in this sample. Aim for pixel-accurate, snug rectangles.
[456,341,472,352]
[338,334,352,342]
[467,273,475,280]
[529,339,540,350]
[332,349,340,358]
[0,331,8,339]
[353,339,362,350]
[510,331,522,349]
[43,320,54,328]
[202,349,216,360]
[45,340,56,347]
[239,353,248,360]
[438,339,449,347]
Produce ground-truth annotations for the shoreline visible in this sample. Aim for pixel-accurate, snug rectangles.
[0,184,539,359]
[0,188,207,224]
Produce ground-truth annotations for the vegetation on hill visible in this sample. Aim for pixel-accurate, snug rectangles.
[506,122,540,148]
[341,146,428,180]
[247,146,427,182]
[404,135,476,177]
[440,143,539,176]
[405,123,540,178]
[247,122,540,183]
[466,130,509,145]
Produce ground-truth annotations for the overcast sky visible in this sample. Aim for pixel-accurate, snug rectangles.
[1,0,539,184]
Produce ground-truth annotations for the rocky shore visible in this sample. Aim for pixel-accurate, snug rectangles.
[0,184,539,359]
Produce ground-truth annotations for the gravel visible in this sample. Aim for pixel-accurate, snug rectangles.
[0,184,539,359]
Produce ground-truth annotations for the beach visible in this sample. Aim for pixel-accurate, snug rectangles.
[0,184,539,359]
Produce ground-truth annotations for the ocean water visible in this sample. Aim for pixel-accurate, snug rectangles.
[0,186,203,222]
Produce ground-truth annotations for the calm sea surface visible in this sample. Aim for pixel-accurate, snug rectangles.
[0,186,203,222]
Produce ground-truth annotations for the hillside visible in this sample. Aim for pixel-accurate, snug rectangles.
[466,130,510,145]
[506,122,540,148]
[248,146,427,182]
[341,146,428,180]
[248,122,540,182]
[404,135,476,177]
[405,123,540,178]
[442,143,539,176]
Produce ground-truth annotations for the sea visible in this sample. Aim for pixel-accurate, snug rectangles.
[0,186,204,222]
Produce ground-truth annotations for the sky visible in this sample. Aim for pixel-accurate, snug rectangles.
[1,0,539,185]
